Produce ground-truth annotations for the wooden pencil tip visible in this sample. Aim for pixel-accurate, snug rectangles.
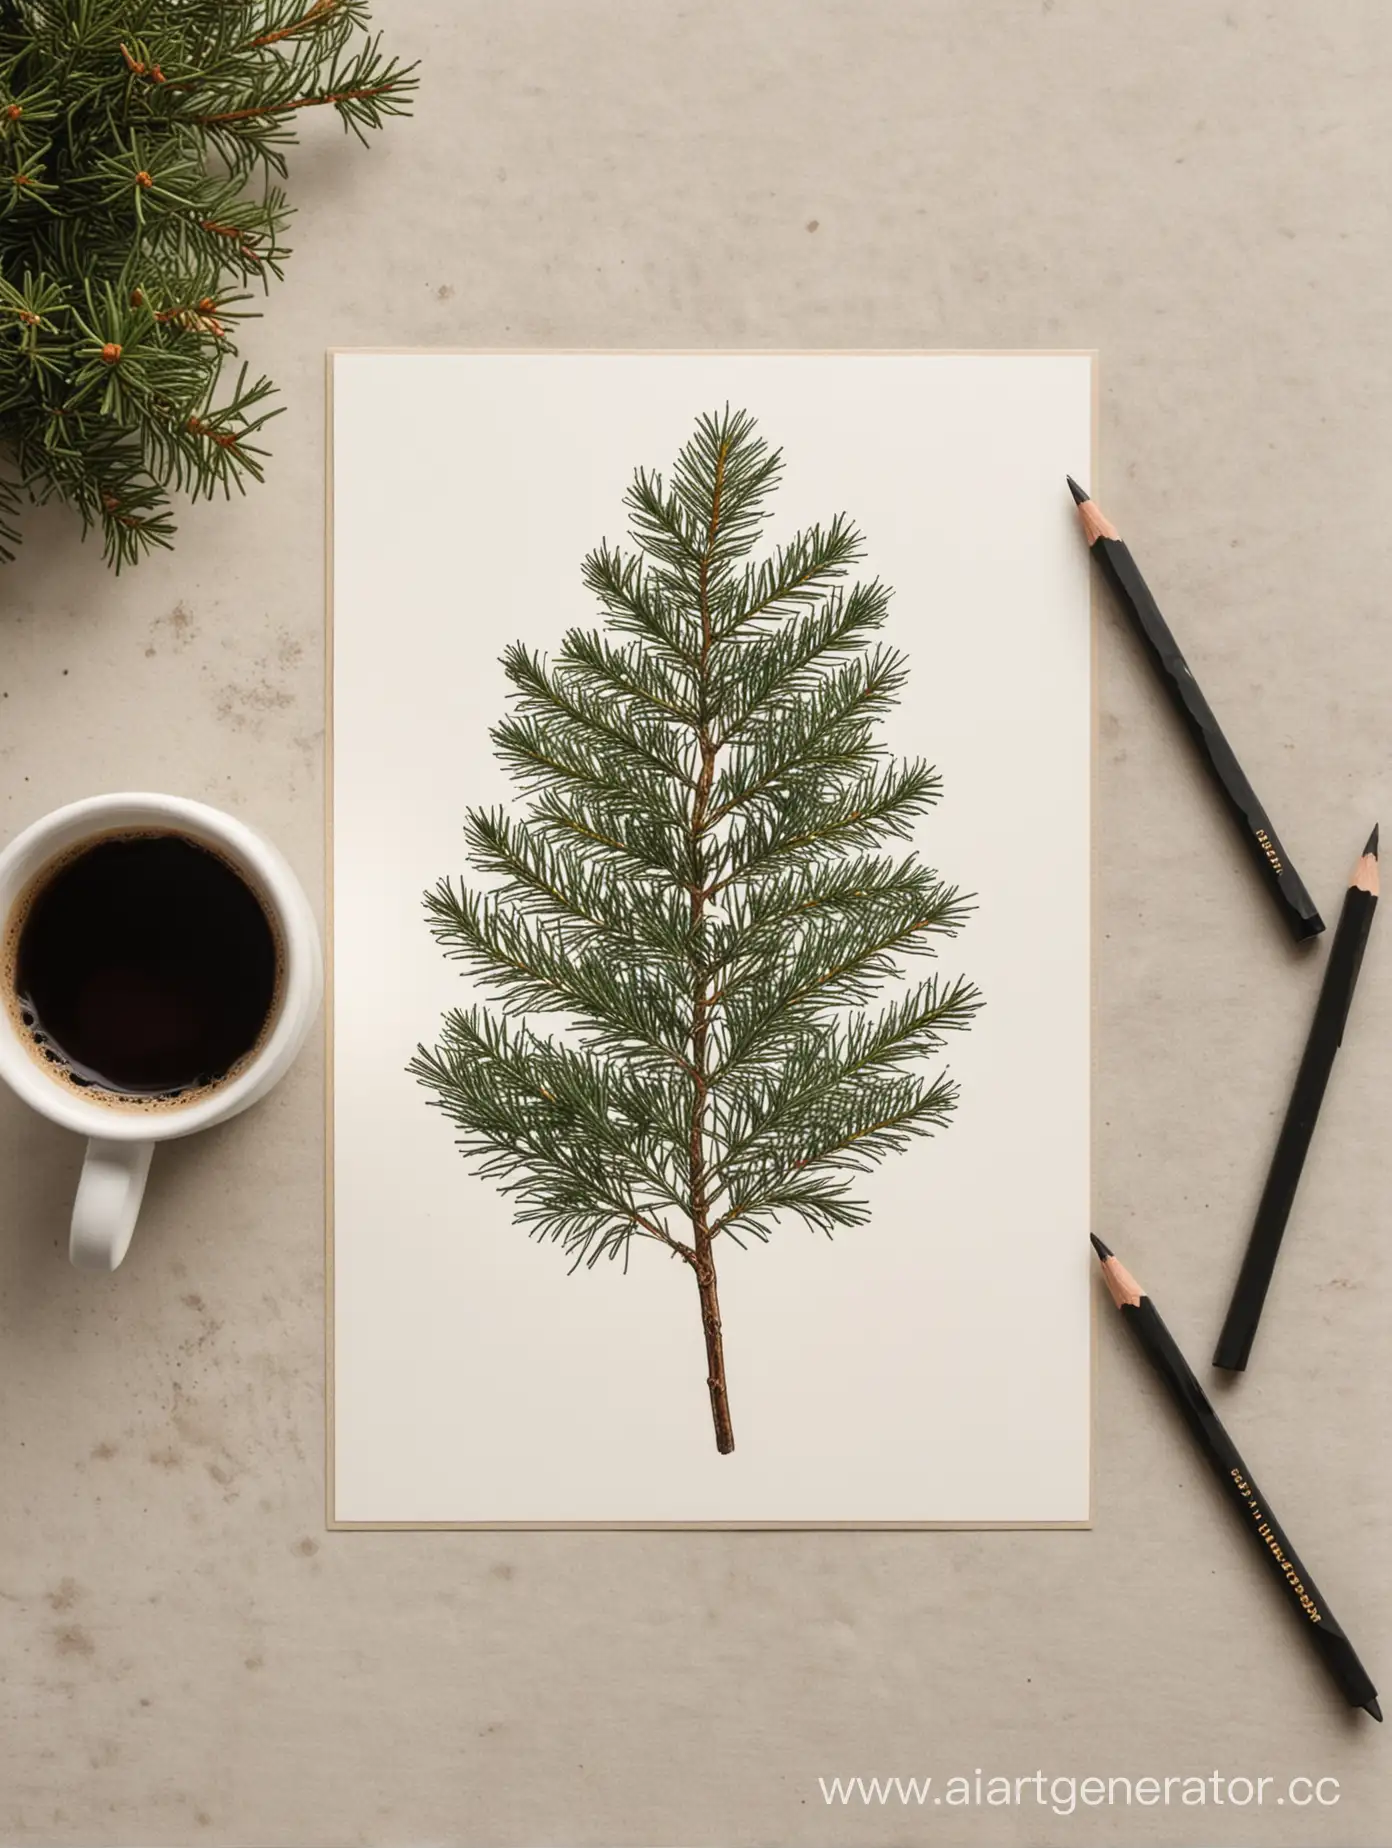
[1071,487,1120,545]
[1094,1241,1145,1308]
[1354,826,1380,894]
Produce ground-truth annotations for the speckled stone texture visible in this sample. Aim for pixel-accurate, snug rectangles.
[1,4,1389,1843]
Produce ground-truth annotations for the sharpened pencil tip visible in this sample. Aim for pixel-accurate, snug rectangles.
[1364,1697,1382,1722]
[1090,1234,1113,1261]
[1365,823,1379,858]
[1066,475,1090,505]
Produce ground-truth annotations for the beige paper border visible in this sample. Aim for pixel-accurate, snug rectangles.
[323,348,1099,1532]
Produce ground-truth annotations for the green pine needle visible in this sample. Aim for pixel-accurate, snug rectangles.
[0,0,416,568]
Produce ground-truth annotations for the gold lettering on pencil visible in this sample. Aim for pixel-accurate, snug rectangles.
[1255,829,1285,875]
[1228,1467,1322,1622]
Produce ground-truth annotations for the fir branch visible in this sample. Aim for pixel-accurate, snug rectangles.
[712,578,893,742]
[715,758,945,892]
[711,1072,962,1243]
[531,787,694,892]
[0,0,415,566]
[708,644,909,825]
[709,976,982,1201]
[622,468,703,585]
[713,880,971,1083]
[503,641,698,792]
[556,625,700,727]
[713,511,862,642]
[492,709,692,833]
[463,807,692,963]
[580,540,702,674]
[700,855,953,990]
[423,879,697,1079]
[415,408,981,1453]
[192,77,402,129]
[670,405,781,589]
[410,1014,688,1270]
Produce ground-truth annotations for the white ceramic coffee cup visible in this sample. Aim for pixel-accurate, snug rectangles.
[0,793,322,1272]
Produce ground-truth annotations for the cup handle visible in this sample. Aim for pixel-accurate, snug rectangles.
[70,1138,155,1272]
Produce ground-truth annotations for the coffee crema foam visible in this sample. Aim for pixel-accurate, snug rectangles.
[1,828,285,1113]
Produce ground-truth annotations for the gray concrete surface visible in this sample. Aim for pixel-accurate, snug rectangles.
[1,3,1389,1842]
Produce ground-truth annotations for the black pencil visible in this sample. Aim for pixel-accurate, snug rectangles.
[1066,477,1323,943]
[1213,827,1380,1371]
[1092,1235,1380,1719]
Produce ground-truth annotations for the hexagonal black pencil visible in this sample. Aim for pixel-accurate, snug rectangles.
[1067,476,1323,943]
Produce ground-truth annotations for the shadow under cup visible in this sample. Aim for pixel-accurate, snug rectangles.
[3,829,285,1114]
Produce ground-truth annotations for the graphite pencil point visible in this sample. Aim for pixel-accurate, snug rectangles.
[1089,1233,1113,1261]
[1365,823,1379,858]
[1066,474,1089,505]
[1364,1697,1383,1722]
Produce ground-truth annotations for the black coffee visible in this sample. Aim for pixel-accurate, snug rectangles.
[11,832,278,1099]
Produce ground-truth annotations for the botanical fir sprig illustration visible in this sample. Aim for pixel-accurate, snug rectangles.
[411,409,981,1454]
